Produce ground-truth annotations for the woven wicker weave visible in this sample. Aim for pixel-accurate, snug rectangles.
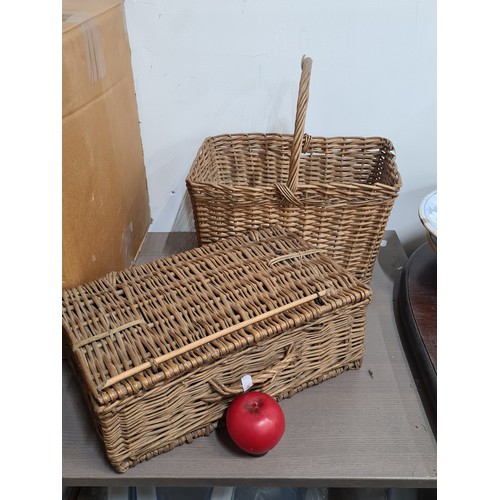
[62,225,371,472]
[186,57,401,283]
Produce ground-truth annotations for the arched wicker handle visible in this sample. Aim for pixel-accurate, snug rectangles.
[287,56,313,193]
[202,344,296,402]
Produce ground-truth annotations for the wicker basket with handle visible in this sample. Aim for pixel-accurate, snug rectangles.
[186,56,401,283]
[62,225,371,472]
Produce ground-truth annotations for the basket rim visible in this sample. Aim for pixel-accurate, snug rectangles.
[201,132,396,144]
[186,133,401,191]
[186,178,402,193]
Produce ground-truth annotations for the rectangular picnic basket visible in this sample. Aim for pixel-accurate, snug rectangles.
[186,56,402,284]
[62,225,371,473]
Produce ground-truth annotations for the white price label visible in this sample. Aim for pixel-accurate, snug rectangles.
[241,374,253,392]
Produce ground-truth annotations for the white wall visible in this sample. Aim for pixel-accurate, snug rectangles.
[124,0,436,255]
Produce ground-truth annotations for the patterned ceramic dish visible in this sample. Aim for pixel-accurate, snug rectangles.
[419,190,437,250]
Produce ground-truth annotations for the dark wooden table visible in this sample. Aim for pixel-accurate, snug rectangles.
[397,242,437,428]
[62,231,437,489]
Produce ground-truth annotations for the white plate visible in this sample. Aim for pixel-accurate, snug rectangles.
[419,190,437,244]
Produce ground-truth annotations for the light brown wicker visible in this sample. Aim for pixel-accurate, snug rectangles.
[186,56,402,283]
[62,225,371,473]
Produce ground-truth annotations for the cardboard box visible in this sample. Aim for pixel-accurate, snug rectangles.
[62,0,150,290]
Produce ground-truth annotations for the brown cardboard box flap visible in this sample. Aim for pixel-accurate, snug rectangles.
[62,0,130,118]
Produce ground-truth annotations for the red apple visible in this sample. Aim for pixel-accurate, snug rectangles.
[226,391,285,455]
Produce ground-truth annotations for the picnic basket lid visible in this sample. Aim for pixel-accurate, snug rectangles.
[62,225,371,405]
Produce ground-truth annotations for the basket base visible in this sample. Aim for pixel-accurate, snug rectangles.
[110,356,363,473]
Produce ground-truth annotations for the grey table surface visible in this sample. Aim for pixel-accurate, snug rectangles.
[62,231,437,488]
